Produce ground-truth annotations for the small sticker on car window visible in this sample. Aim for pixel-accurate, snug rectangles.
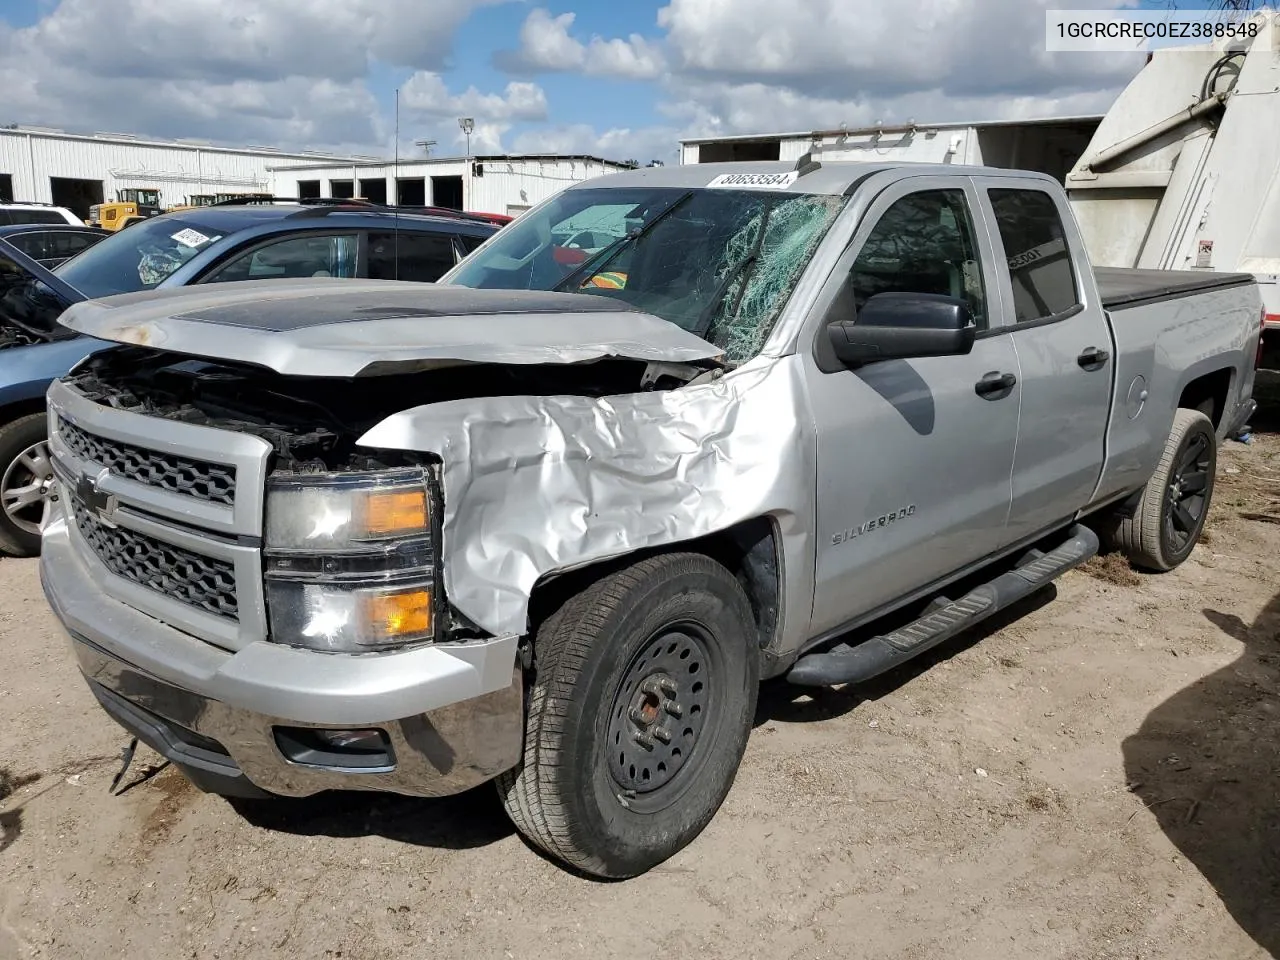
[706,172,799,190]
[171,228,214,248]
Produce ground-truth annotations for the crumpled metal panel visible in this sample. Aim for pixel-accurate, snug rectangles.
[358,355,816,645]
[57,279,724,376]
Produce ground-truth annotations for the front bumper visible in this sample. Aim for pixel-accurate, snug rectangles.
[41,516,524,799]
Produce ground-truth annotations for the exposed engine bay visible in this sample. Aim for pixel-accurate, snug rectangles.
[67,346,714,472]
[0,324,41,350]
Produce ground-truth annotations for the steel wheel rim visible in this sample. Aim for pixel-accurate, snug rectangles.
[1164,431,1211,552]
[1,440,54,537]
[607,623,714,808]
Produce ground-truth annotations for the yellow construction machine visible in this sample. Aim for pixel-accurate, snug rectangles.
[88,188,164,231]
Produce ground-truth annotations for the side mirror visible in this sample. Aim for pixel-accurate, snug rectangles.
[827,291,976,367]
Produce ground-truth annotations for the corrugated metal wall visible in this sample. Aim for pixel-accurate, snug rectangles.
[679,130,979,167]
[271,157,627,215]
[0,129,351,210]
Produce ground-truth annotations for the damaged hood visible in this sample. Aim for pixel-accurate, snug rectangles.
[56,278,723,376]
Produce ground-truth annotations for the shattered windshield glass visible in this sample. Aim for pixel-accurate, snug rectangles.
[445,187,846,365]
[55,216,224,298]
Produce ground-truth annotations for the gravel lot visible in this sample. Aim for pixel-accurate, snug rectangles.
[2,423,1279,960]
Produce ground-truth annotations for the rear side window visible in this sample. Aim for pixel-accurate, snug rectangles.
[367,231,457,282]
[51,231,100,259]
[988,189,1080,323]
[5,209,67,225]
[457,233,487,254]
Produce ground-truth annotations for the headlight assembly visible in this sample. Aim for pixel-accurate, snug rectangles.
[263,468,439,653]
[265,470,430,550]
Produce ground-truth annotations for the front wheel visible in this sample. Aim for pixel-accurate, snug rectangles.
[1107,407,1216,571]
[497,553,759,878]
[0,413,54,557]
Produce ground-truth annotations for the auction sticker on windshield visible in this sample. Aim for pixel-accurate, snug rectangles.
[171,228,215,248]
[706,172,799,190]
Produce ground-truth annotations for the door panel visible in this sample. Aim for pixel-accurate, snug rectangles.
[806,177,1020,637]
[975,180,1112,543]
[807,338,1021,634]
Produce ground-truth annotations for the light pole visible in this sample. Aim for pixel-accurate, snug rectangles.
[458,117,474,159]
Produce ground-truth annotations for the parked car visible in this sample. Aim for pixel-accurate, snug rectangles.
[0,202,497,555]
[38,161,1260,879]
[0,223,109,268]
[0,202,84,226]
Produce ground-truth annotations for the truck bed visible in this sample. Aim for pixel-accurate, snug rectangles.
[1096,266,1257,311]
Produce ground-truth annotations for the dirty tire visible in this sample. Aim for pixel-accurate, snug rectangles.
[0,413,51,557]
[496,552,759,879]
[1108,407,1216,572]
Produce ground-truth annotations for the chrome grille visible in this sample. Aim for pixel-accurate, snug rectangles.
[59,416,236,506]
[72,501,239,621]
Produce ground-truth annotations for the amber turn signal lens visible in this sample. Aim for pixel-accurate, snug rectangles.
[362,489,428,536]
[364,589,433,639]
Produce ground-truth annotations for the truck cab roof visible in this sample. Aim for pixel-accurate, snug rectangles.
[571,160,1062,196]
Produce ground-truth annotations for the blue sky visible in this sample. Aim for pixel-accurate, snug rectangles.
[450,1,665,131]
[0,0,1195,162]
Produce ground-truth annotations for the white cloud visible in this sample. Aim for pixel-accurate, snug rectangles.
[657,0,1139,99]
[0,0,1147,166]
[0,0,503,152]
[18,0,501,81]
[401,72,549,123]
[492,0,1142,169]
[661,80,1127,140]
[396,72,555,155]
[511,123,679,164]
[514,9,587,72]
[503,8,666,80]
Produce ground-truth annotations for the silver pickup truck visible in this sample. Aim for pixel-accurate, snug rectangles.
[39,161,1261,878]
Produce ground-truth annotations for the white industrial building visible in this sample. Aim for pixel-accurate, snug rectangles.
[0,125,361,220]
[680,115,1105,183]
[266,154,634,217]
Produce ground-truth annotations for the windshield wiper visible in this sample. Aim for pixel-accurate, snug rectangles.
[692,202,773,339]
[553,190,695,293]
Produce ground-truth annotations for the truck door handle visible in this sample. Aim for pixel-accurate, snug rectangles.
[1077,346,1110,369]
[974,371,1017,399]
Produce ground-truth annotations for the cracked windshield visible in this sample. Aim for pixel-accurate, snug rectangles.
[447,187,846,365]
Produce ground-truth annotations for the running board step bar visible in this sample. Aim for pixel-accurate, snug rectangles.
[787,524,1100,687]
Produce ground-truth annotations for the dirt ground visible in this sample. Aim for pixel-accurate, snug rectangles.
[3,420,1280,960]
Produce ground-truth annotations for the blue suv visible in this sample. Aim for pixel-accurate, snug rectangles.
[0,202,498,555]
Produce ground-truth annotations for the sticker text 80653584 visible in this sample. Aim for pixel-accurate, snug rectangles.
[705,172,800,190]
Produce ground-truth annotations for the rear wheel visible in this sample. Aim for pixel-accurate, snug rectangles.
[1108,408,1216,571]
[497,553,759,878]
[0,413,54,557]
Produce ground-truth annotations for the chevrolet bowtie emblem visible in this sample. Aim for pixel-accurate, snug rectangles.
[76,467,118,527]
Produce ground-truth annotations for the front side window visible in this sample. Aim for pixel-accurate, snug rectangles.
[848,189,988,328]
[367,232,457,283]
[205,234,358,283]
[446,186,846,365]
[988,188,1079,323]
